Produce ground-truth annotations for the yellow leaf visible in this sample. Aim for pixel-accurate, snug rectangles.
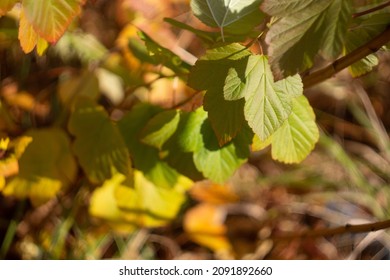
[0,176,5,191]
[36,37,49,55]
[184,204,232,252]
[5,176,62,206]
[115,170,190,227]
[0,138,10,150]
[89,171,191,232]
[0,136,32,178]
[251,134,272,151]
[89,173,136,233]
[18,10,38,54]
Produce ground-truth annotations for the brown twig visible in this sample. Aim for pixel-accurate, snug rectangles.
[302,25,390,89]
[271,219,390,241]
[353,0,390,18]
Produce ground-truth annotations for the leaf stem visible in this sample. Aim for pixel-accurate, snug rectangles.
[352,0,390,18]
[302,25,390,89]
[271,219,390,241]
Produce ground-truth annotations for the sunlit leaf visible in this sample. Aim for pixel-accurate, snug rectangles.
[89,173,136,233]
[0,136,32,179]
[140,110,180,149]
[114,170,192,227]
[0,0,18,16]
[243,55,302,140]
[251,134,272,151]
[22,0,85,42]
[191,0,263,40]
[2,128,76,206]
[36,37,49,55]
[263,0,352,79]
[271,95,319,163]
[68,99,132,184]
[18,10,39,54]
[184,203,231,252]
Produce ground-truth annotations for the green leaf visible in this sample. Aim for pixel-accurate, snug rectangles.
[3,128,77,206]
[0,0,18,16]
[271,95,319,163]
[139,31,191,74]
[140,110,180,149]
[193,118,251,183]
[22,0,85,42]
[263,0,352,79]
[174,108,250,183]
[204,87,246,145]
[118,104,190,188]
[190,0,264,40]
[170,108,208,153]
[345,13,390,77]
[242,55,302,140]
[188,43,251,91]
[345,33,379,78]
[68,99,132,184]
[224,56,303,101]
[189,45,250,144]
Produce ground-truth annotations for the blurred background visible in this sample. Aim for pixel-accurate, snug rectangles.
[0,0,390,259]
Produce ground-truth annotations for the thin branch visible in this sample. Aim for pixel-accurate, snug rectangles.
[353,0,390,18]
[271,219,390,241]
[302,25,390,89]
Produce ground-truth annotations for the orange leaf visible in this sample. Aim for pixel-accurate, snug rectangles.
[189,180,239,205]
[22,0,85,43]
[184,204,232,252]
[18,10,38,54]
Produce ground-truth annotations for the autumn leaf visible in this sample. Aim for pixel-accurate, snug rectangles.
[22,0,86,43]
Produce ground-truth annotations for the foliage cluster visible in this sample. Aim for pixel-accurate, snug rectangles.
[0,0,390,258]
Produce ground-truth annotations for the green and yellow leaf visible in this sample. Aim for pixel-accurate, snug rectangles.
[271,95,319,163]
[3,128,76,206]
